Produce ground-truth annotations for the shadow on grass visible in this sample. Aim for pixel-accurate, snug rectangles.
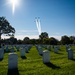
[21,56,27,59]
[26,51,29,53]
[7,68,19,75]
[71,59,75,61]
[44,62,60,69]
[0,58,3,61]
[4,51,10,53]
[56,52,63,55]
[40,54,43,56]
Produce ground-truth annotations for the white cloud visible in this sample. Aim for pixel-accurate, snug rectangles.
[15,29,39,35]
[1,34,39,40]
[15,35,39,40]
[2,35,10,39]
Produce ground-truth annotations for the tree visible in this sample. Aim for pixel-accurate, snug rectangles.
[70,36,75,44]
[61,35,70,45]
[39,32,49,39]
[23,37,30,44]
[42,38,50,44]
[8,37,17,44]
[0,17,15,47]
[49,37,59,45]
[23,37,29,41]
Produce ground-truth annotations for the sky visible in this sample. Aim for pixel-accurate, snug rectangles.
[0,0,75,40]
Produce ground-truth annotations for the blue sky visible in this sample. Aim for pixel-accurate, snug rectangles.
[0,0,75,40]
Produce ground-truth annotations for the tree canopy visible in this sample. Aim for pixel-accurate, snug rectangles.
[0,16,15,47]
[0,16,15,39]
[39,32,49,39]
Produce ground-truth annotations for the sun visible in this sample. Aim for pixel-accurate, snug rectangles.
[10,0,19,14]
[6,0,20,14]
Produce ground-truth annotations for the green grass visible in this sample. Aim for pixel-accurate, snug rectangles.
[0,45,75,75]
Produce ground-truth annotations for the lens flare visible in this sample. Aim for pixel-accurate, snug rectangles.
[10,0,19,14]
[5,0,20,14]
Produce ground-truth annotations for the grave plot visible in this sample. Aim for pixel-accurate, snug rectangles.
[0,45,75,75]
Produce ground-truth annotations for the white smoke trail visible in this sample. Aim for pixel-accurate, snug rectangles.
[38,19,41,35]
[35,19,39,33]
[35,18,42,35]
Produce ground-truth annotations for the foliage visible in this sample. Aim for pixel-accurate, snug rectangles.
[39,32,49,39]
[49,37,59,45]
[0,16,15,47]
[61,35,71,45]
[0,17,15,38]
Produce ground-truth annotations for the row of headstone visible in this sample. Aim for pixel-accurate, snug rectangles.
[35,45,50,63]
[1,44,74,71]
[8,45,32,69]
[19,45,32,57]
[8,50,50,70]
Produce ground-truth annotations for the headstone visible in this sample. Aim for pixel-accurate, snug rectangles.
[20,48,25,57]
[43,50,50,63]
[57,45,60,50]
[6,46,8,52]
[54,47,58,53]
[2,46,4,53]
[11,46,14,52]
[47,45,51,51]
[0,48,4,60]
[38,47,43,55]
[8,53,18,69]
[25,47,29,53]
[68,49,73,60]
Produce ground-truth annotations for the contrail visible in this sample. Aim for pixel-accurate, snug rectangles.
[35,17,42,35]
[35,19,39,33]
[38,18,41,35]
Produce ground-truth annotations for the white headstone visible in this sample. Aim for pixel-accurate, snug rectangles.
[43,50,50,63]
[20,48,25,57]
[68,49,73,60]
[2,46,4,53]
[0,48,4,59]
[8,53,18,69]
[47,45,51,51]
[38,47,43,55]
[54,47,58,53]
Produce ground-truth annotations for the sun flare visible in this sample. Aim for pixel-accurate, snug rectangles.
[6,0,20,14]
[10,0,19,14]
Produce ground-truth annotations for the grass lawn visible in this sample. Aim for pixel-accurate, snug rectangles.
[0,45,75,75]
